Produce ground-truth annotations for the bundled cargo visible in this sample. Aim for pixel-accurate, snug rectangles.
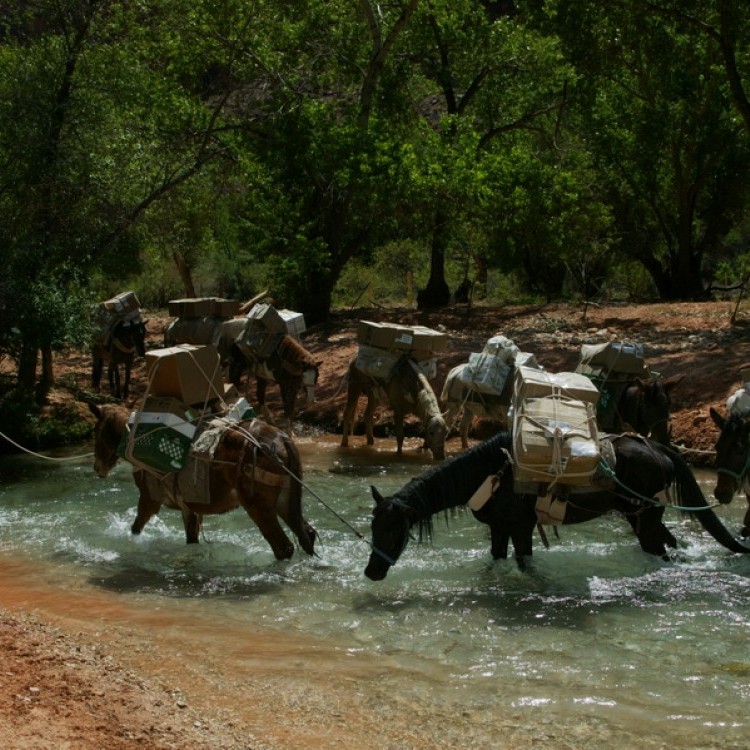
[513,396,601,488]
[236,303,307,361]
[246,303,306,337]
[121,396,198,474]
[514,366,600,405]
[455,352,512,396]
[353,320,444,382]
[145,344,225,406]
[576,341,649,378]
[512,367,601,489]
[168,297,240,320]
[93,291,144,350]
[356,320,447,354]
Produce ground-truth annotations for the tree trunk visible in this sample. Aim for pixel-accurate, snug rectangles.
[17,344,38,390]
[36,346,55,404]
[173,251,197,297]
[417,206,451,310]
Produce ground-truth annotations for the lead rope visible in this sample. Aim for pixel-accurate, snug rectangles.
[0,429,93,461]
[224,421,395,563]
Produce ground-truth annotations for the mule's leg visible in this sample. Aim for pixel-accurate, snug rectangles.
[122,362,131,400]
[274,493,317,555]
[460,408,473,450]
[131,473,163,535]
[92,355,103,392]
[182,509,203,544]
[392,408,405,454]
[626,506,677,558]
[256,377,274,422]
[363,392,376,446]
[109,361,121,399]
[341,390,359,447]
[243,504,296,560]
[280,378,299,435]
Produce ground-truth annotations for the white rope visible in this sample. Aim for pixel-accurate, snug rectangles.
[0,429,93,461]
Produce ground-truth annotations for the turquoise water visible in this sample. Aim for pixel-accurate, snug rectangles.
[1,435,749,748]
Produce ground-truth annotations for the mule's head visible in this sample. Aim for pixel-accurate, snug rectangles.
[710,407,750,504]
[113,319,147,358]
[624,375,683,444]
[364,486,412,581]
[88,402,129,478]
[423,415,448,461]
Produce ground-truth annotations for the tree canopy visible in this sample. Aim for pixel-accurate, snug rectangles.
[1,0,749,393]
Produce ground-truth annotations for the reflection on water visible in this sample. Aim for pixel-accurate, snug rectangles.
[1,435,749,748]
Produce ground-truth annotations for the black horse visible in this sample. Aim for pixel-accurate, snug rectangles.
[365,431,750,581]
[92,318,147,400]
[710,407,750,537]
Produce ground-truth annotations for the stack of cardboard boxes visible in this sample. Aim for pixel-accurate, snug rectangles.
[512,366,601,491]
[121,344,227,473]
[167,297,240,320]
[235,303,306,361]
[94,291,143,342]
[354,320,447,380]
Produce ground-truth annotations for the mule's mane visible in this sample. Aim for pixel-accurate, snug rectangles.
[392,431,513,540]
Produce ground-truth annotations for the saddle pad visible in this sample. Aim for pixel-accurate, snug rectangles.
[176,454,211,504]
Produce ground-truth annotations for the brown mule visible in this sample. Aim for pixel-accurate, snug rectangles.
[89,403,316,560]
[341,355,447,460]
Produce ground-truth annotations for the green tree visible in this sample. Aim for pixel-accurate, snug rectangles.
[546,0,750,299]
[0,0,234,396]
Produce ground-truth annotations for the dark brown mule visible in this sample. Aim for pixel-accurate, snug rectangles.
[601,375,683,444]
[710,407,750,538]
[88,403,316,560]
[229,334,321,434]
[92,319,147,400]
[341,355,447,460]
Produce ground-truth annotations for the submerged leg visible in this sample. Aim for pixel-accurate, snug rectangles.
[245,503,296,560]
[626,505,677,558]
[131,472,163,535]
[182,510,203,544]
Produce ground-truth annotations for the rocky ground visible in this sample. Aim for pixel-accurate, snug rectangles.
[2,299,749,748]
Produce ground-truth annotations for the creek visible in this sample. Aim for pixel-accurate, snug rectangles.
[0,434,748,748]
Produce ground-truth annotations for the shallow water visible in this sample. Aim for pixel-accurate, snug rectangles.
[1,434,749,748]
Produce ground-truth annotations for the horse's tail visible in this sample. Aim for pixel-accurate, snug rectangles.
[659,443,750,554]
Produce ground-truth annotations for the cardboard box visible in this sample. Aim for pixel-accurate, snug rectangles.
[209,298,240,318]
[246,302,287,332]
[356,320,447,353]
[513,396,600,485]
[514,366,600,406]
[278,309,306,338]
[578,341,648,376]
[122,398,197,474]
[235,324,283,360]
[404,325,447,352]
[145,344,225,406]
[168,298,214,318]
[103,291,141,316]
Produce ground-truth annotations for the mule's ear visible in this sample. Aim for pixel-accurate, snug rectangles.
[371,485,386,506]
[88,402,102,419]
[709,407,725,430]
